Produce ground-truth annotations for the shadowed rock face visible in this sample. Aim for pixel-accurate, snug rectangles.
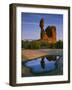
[40,18,56,43]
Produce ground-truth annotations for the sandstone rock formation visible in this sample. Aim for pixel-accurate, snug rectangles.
[39,18,56,43]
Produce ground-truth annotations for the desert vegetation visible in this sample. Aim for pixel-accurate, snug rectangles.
[22,40,63,49]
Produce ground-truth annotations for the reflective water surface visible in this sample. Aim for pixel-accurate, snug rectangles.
[22,55,63,77]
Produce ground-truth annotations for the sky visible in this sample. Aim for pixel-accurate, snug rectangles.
[21,12,63,41]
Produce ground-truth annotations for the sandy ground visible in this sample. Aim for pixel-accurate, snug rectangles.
[22,49,63,61]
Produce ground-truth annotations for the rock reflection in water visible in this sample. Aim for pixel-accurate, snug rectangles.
[40,55,61,69]
[22,55,63,77]
[40,57,45,69]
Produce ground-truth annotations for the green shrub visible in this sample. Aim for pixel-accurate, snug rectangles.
[56,40,63,49]
[22,40,63,49]
[30,41,40,49]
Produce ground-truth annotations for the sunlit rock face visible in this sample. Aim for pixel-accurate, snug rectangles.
[40,18,56,43]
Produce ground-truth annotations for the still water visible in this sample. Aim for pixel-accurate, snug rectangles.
[22,55,63,77]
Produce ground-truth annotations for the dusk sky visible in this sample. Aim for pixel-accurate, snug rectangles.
[21,12,63,41]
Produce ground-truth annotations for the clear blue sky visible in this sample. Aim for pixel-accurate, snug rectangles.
[21,12,63,41]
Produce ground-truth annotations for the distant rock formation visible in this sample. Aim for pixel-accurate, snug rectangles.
[39,18,56,43]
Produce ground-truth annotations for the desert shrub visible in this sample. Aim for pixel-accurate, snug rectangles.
[22,40,63,49]
[56,40,63,49]
[30,41,40,49]
[22,40,31,49]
